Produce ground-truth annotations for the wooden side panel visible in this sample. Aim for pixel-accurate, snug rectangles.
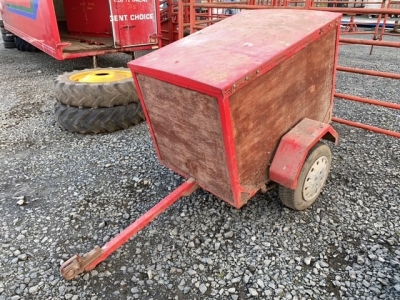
[137,75,233,203]
[229,29,337,204]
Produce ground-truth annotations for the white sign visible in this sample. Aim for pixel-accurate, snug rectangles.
[110,13,154,22]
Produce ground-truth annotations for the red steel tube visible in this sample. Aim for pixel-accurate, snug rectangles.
[339,38,400,48]
[335,93,400,110]
[310,7,400,14]
[340,32,375,35]
[188,4,400,15]
[332,117,400,138]
[336,66,400,80]
[370,0,392,55]
[316,1,382,5]
[371,0,386,41]
[379,1,390,41]
[86,178,198,270]
[178,0,184,39]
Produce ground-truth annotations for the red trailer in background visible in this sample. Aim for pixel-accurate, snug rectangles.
[61,9,341,280]
[0,0,161,60]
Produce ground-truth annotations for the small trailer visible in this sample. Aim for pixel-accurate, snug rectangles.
[0,0,161,60]
[60,9,341,280]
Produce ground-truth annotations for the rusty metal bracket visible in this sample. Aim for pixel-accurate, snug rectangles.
[60,246,103,280]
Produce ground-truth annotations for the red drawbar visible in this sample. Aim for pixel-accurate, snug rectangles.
[269,118,338,190]
[86,178,198,271]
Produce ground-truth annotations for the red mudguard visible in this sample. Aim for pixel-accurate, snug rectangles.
[269,118,338,190]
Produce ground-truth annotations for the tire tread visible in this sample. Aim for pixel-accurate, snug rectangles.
[278,142,331,211]
[54,102,144,134]
[14,36,38,52]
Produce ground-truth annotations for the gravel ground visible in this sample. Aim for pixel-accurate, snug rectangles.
[0,32,399,300]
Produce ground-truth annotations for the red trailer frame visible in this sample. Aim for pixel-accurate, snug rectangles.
[60,9,340,280]
[0,0,162,60]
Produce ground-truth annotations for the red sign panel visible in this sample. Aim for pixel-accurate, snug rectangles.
[108,0,159,47]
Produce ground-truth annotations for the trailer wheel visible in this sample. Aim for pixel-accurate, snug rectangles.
[54,68,139,108]
[14,36,38,52]
[54,102,144,134]
[2,33,15,42]
[3,41,16,49]
[278,142,331,211]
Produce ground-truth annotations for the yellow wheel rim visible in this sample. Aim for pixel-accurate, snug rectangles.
[69,69,132,83]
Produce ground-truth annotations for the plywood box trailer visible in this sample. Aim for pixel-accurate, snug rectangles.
[0,0,161,60]
[60,10,342,280]
[129,9,341,209]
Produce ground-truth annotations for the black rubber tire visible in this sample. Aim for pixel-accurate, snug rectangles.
[278,142,331,211]
[14,36,38,52]
[0,20,4,27]
[54,102,145,134]
[0,27,8,35]
[2,33,15,42]
[54,68,139,108]
[3,41,16,49]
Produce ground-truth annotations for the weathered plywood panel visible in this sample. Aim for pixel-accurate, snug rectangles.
[229,29,337,204]
[137,75,233,203]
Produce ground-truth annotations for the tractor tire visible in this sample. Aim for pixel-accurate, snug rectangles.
[54,102,145,134]
[54,68,139,108]
[3,41,16,49]
[2,33,15,42]
[278,142,331,211]
[14,36,38,52]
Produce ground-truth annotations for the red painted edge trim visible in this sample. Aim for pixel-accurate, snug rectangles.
[218,95,242,208]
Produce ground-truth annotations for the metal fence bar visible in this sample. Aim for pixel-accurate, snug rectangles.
[332,117,400,138]
[338,38,400,47]
[335,93,400,110]
[337,66,400,80]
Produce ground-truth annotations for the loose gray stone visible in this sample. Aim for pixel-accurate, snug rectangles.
[224,231,234,238]
[249,288,258,296]
[304,257,312,266]
[362,280,370,288]
[357,256,365,265]
[257,279,265,289]
[243,275,250,284]
[29,285,39,294]
[199,284,207,294]
[17,254,27,261]
[319,261,329,268]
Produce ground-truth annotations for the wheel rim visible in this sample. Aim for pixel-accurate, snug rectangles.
[302,156,329,201]
[69,70,132,83]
